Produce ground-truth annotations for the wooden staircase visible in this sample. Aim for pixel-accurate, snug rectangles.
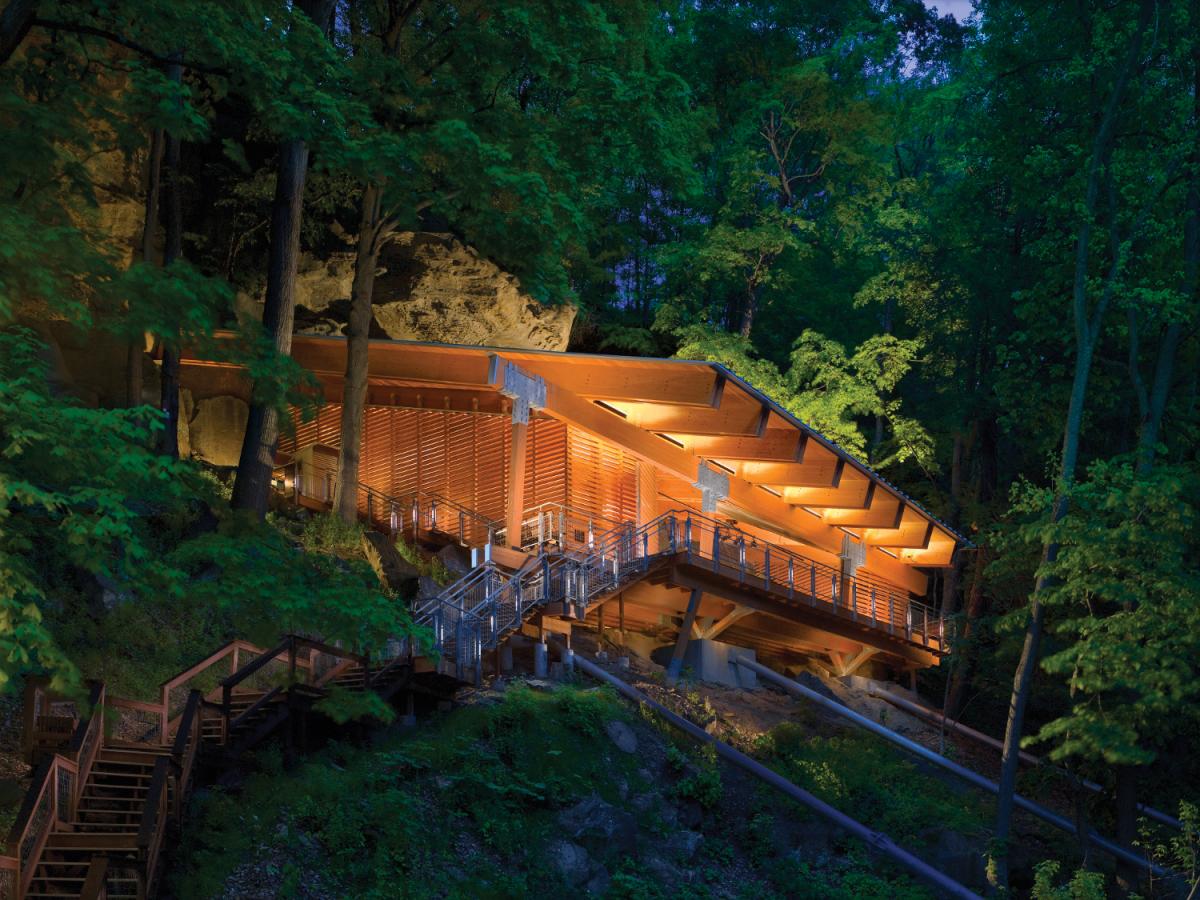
[1,636,428,900]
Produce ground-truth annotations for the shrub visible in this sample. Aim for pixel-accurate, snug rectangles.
[299,512,364,555]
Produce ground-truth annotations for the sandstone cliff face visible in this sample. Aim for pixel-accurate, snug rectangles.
[242,231,575,352]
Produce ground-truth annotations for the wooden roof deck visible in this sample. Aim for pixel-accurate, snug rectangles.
[180,333,966,596]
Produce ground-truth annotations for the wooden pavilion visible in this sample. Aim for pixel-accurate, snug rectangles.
[179,334,965,679]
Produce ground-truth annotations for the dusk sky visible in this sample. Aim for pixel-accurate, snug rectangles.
[924,0,975,21]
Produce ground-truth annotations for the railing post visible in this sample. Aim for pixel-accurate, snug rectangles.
[738,538,746,584]
[389,501,398,535]
[906,605,912,640]
[851,581,858,621]
[642,530,649,571]
[923,607,929,645]
[871,588,877,624]
[459,511,465,544]
[889,594,896,634]
[712,526,720,573]
[411,499,419,535]
[764,547,771,590]
[788,557,794,600]
[366,491,374,524]
[684,517,693,561]
[832,574,838,611]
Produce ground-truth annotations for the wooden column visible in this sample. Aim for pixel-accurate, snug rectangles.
[506,418,528,549]
[665,589,702,686]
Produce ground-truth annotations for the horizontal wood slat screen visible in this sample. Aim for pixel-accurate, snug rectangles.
[566,427,637,527]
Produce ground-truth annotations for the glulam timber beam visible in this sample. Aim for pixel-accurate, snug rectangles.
[778,476,873,509]
[822,495,906,530]
[496,357,929,593]
[596,397,770,437]
[720,455,842,487]
[497,356,724,407]
[678,430,806,462]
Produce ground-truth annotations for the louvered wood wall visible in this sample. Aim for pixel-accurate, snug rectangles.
[280,406,571,526]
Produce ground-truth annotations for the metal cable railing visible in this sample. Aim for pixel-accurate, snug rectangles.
[414,509,947,682]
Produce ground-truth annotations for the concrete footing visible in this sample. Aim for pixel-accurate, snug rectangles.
[680,639,757,689]
[534,642,548,677]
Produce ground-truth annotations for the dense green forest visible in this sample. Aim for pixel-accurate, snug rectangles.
[1,0,1199,896]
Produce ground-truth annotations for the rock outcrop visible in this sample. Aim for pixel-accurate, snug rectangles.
[241,231,575,351]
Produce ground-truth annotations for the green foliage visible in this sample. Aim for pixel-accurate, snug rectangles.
[171,682,636,898]
[758,723,988,840]
[299,512,364,556]
[0,328,203,694]
[1030,860,1107,900]
[1001,459,1200,764]
[674,744,723,810]
[674,324,935,469]
[313,684,395,726]
[166,515,412,655]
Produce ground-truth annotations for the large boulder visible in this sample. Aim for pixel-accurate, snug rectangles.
[557,792,639,858]
[244,232,575,351]
[184,395,249,467]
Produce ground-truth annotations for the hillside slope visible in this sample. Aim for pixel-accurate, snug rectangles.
[165,670,1005,900]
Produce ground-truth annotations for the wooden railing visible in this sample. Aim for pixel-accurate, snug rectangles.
[3,634,411,899]
[3,682,103,900]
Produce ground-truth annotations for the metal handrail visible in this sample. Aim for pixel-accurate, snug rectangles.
[356,482,501,547]
[413,507,947,682]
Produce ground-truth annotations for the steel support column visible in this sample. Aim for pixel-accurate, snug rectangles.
[665,588,703,686]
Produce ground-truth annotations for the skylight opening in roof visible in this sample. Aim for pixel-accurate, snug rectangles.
[593,400,627,418]
[757,484,782,497]
[656,433,685,448]
[800,506,823,519]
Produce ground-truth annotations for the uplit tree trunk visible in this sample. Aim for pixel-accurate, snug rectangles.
[158,62,182,457]
[128,127,163,408]
[230,137,310,515]
[989,4,1152,890]
[334,182,386,523]
[231,0,334,517]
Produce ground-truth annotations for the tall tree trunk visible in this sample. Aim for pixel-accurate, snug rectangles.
[230,0,333,517]
[945,548,987,720]
[158,63,183,457]
[1135,46,1199,474]
[128,127,164,407]
[739,284,757,338]
[1114,43,1200,887]
[334,182,385,523]
[230,137,310,515]
[989,5,1152,890]
[0,0,36,65]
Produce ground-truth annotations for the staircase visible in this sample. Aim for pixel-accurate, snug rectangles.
[1,636,423,900]
[414,508,949,682]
